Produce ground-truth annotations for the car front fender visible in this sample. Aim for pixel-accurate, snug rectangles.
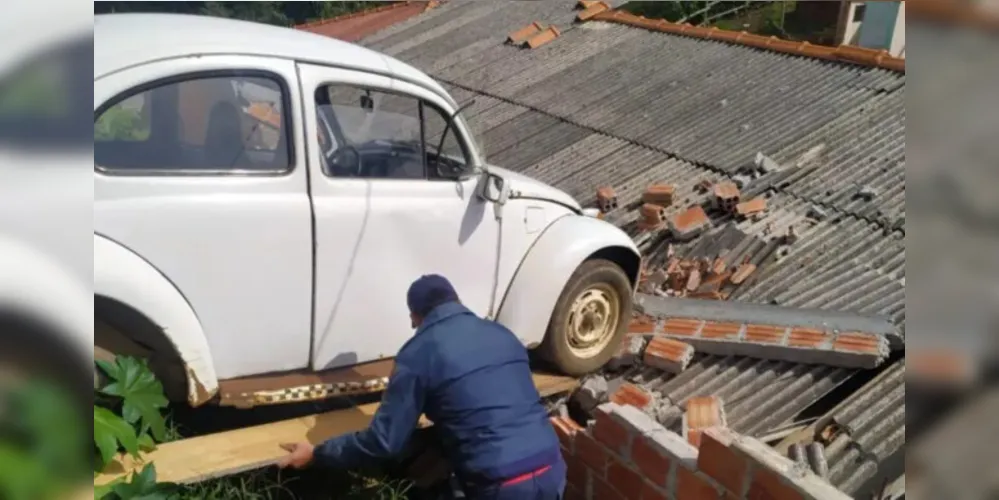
[495,215,641,347]
[94,234,218,406]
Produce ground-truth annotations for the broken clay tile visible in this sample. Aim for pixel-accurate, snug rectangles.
[666,258,681,274]
[699,321,742,340]
[576,0,599,9]
[596,186,618,213]
[685,268,702,292]
[736,197,768,216]
[507,21,543,45]
[643,336,695,374]
[576,1,610,22]
[662,318,702,336]
[524,25,561,49]
[670,205,710,240]
[710,257,726,275]
[730,262,757,285]
[609,382,655,410]
[642,183,676,206]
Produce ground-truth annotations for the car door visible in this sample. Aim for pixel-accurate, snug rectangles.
[94,55,313,379]
[297,62,501,371]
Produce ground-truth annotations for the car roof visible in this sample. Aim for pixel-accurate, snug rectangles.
[94,13,452,105]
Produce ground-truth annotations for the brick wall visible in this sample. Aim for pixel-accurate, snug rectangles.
[551,403,851,500]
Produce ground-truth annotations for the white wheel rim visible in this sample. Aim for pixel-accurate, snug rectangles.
[564,283,620,359]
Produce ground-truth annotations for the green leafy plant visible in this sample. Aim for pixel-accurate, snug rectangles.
[0,381,87,500]
[94,356,176,500]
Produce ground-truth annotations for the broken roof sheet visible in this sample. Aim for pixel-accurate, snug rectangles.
[336,4,907,497]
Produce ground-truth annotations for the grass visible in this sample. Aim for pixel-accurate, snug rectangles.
[163,413,414,499]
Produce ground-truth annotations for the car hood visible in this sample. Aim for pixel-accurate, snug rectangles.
[486,165,582,212]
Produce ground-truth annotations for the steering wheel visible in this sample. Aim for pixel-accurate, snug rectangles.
[325,145,362,177]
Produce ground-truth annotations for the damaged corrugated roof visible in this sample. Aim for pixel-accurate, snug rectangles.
[311,2,908,497]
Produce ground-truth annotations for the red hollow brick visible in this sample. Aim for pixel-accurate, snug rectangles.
[671,205,710,233]
[642,183,676,206]
[563,483,585,500]
[597,186,619,213]
[575,431,611,475]
[831,332,882,354]
[699,322,742,340]
[787,328,828,348]
[608,459,646,499]
[629,315,658,334]
[592,475,627,500]
[644,336,695,374]
[743,324,785,344]
[713,181,740,200]
[641,481,670,500]
[697,427,749,496]
[551,416,585,454]
[684,396,727,448]
[747,466,805,500]
[631,432,673,487]
[736,197,767,217]
[662,318,702,336]
[640,203,668,230]
[609,382,655,411]
[593,407,635,458]
[565,454,589,493]
[676,466,723,499]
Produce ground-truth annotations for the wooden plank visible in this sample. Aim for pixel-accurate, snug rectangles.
[94,371,577,486]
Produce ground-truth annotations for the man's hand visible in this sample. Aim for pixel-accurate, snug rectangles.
[277,442,315,469]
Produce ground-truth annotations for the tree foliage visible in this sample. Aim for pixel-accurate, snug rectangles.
[94,1,389,26]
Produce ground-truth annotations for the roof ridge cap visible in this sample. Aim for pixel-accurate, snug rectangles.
[587,9,905,73]
[294,1,423,30]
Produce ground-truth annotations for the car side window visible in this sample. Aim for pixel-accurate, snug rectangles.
[94,73,292,174]
[315,84,468,180]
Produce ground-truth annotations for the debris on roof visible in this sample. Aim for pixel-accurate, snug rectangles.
[669,205,710,240]
[575,0,610,22]
[638,203,667,231]
[641,183,675,207]
[595,186,618,213]
[342,3,908,496]
[524,25,561,49]
[643,336,694,374]
[735,197,767,218]
[682,395,727,447]
[506,21,543,45]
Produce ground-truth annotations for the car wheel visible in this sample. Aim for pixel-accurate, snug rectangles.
[540,259,633,376]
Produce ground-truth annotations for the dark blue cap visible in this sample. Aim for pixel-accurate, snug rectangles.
[407,274,459,317]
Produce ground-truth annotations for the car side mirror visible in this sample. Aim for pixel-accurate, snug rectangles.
[360,92,374,113]
[477,172,509,205]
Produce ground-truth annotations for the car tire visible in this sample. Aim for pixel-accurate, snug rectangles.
[539,258,633,377]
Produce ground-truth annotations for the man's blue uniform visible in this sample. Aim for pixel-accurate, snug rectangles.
[313,277,565,499]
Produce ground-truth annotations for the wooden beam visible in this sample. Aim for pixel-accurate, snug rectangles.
[94,371,578,486]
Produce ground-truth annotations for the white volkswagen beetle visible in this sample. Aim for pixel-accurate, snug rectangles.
[94,13,641,407]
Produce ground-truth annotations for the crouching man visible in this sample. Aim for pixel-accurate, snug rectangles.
[279,274,566,499]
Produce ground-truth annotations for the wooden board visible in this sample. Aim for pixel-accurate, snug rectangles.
[94,371,577,486]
